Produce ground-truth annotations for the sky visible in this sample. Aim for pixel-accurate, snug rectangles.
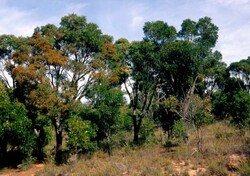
[0,0,250,65]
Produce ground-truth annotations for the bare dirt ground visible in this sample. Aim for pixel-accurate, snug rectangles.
[0,164,44,176]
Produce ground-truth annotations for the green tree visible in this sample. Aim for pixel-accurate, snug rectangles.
[0,33,54,161]
[0,82,35,166]
[154,96,180,139]
[138,17,221,143]
[29,14,105,163]
[143,20,176,45]
[0,35,29,88]
[125,40,159,143]
[229,57,250,90]
[212,74,250,128]
[86,81,124,155]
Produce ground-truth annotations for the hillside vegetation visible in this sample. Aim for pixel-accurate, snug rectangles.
[1,121,250,176]
[1,14,250,176]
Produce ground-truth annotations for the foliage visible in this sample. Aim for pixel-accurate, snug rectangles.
[212,77,250,128]
[113,106,133,132]
[0,82,35,165]
[172,120,185,139]
[154,96,180,139]
[67,116,97,153]
[189,94,213,129]
[139,118,156,144]
[229,90,250,127]
[86,82,124,142]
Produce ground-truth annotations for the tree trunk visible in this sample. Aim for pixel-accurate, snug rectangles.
[35,128,46,161]
[106,128,111,157]
[182,76,198,120]
[0,139,7,165]
[133,124,139,143]
[133,115,142,143]
[55,129,63,164]
[181,76,198,143]
[197,129,202,152]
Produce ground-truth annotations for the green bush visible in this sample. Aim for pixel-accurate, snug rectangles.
[139,118,156,143]
[67,116,97,154]
[0,82,35,166]
[173,120,185,139]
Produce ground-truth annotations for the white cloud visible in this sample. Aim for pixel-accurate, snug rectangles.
[64,2,89,15]
[130,16,144,32]
[217,22,250,64]
[128,3,147,32]
[198,0,250,64]
[0,1,90,37]
[0,4,38,36]
[207,0,250,5]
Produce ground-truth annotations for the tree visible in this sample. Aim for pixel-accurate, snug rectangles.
[86,81,124,156]
[218,57,250,127]
[213,89,250,128]
[58,14,105,102]
[90,37,126,151]
[29,14,105,163]
[124,40,159,143]
[188,95,213,151]
[0,33,57,161]
[178,19,197,41]
[122,21,178,143]
[229,57,250,91]
[229,90,250,127]
[0,81,35,166]
[176,17,219,120]
[0,35,29,88]
[153,95,180,139]
[139,17,221,144]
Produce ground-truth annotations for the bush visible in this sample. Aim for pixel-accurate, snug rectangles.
[67,116,97,154]
[139,118,156,144]
[173,120,185,139]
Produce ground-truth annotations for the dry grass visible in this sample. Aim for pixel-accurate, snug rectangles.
[2,121,250,176]
[36,144,173,176]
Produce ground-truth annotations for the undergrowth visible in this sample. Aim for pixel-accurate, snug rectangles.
[8,121,250,175]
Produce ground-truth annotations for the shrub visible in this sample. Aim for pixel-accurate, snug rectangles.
[139,118,156,144]
[67,116,97,154]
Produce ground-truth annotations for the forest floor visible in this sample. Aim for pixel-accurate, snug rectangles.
[0,121,250,176]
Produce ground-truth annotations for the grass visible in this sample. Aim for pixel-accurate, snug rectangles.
[237,160,250,176]
[37,144,173,176]
[2,120,250,176]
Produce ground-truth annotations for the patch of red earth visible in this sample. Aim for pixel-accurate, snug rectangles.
[171,160,206,176]
[0,164,44,176]
[227,154,247,171]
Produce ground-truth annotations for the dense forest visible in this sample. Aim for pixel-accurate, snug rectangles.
[1,14,250,170]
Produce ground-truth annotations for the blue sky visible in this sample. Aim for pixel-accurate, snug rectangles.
[0,0,250,64]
